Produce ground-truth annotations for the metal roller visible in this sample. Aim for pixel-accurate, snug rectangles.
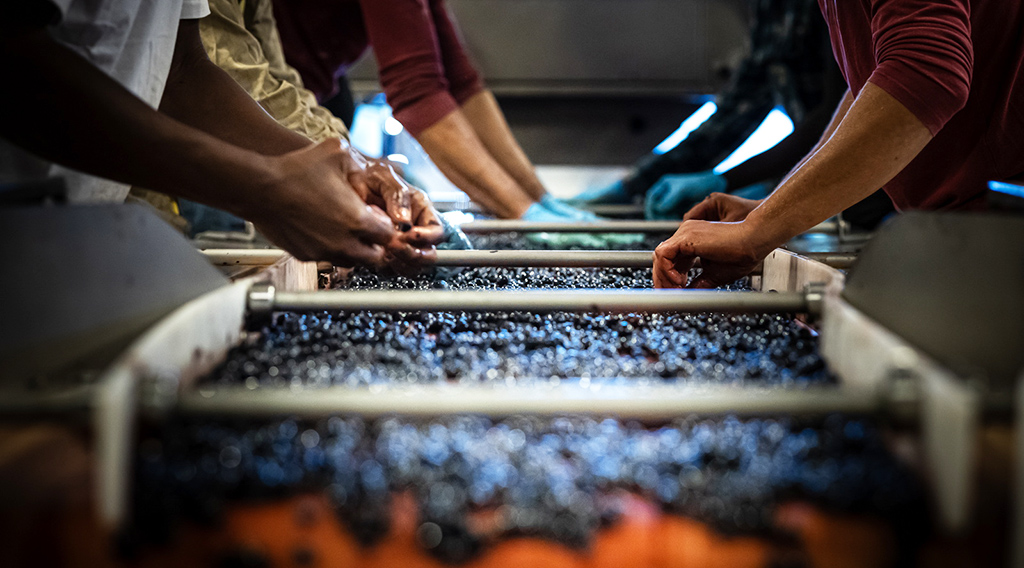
[203,248,854,270]
[802,253,857,270]
[433,249,855,270]
[434,202,647,217]
[433,249,654,268]
[177,383,876,419]
[458,219,839,235]
[247,284,822,316]
[459,220,681,234]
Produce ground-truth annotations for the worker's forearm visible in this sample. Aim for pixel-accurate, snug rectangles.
[416,108,534,218]
[459,90,547,202]
[746,83,931,248]
[775,90,854,188]
[0,28,274,218]
[817,89,854,151]
[160,20,312,156]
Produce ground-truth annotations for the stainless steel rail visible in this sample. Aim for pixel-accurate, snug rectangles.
[459,220,839,235]
[581,204,646,217]
[433,249,654,268]
[177,383,877,419]
[433,249,854,270]
[247,285,818,315]
[459,220,680,234]
[202,247,854,271]
[802,253,857,270]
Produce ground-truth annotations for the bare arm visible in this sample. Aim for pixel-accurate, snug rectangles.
[416,108,535,219]
[746,83,930,245]
[0,16,393,265]
[0,24,260,210]
[162,20,313,156]
[460,90,548,202]
[774,89,854,188]
[655,82,932,288]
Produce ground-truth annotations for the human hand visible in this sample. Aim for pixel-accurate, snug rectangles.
[340,151,446,272]
[653,219,770,289]
[644,171,726,220]
[437,213,474,251]
[249,139,395,267]
[380,186,449,273]
[682,192,762,223]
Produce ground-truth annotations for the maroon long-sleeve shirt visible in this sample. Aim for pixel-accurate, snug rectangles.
[819,0,1024,210]
[272,0,484,136]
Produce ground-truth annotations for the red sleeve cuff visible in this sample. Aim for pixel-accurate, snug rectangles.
[392,89,461,137]
[869,64,965,136]
[450,74,484,106]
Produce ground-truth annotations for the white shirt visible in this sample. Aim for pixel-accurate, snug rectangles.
[0,0,210,202]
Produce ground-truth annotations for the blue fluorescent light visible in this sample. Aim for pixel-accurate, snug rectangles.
[989,180,1024,199]
[653,102,718,155]
[384,116,404,136]
[350,102,390,158]
[713,106,795,174]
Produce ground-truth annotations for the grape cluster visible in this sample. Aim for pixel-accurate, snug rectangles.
[204,309,829,389]
[343,266,654,291]
[468,232,670,252]
[133,414,923,563]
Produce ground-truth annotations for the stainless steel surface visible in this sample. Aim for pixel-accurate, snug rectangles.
[248,283,276,315]
[800,253,857,269]
[248,286,815,315]
[0,204,228,383]
[843,212,1024,385]
[347,0,749,97]
[434,249,653,268]
[179,384,877,420]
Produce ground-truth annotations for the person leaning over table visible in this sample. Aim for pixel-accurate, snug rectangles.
[271,0,598,223]
[0,0,444,270]
[575,0,838,215]
[653,0,1024,289]
[196,0,469,261]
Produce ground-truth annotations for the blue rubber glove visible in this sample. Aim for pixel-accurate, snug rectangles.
[521,202,642,247]
[433,213,473,280]
[564,179,633,205]
[437,213,473,250]
[644,171,727,220]
[540,194,601,221]
[521,201,573,222]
